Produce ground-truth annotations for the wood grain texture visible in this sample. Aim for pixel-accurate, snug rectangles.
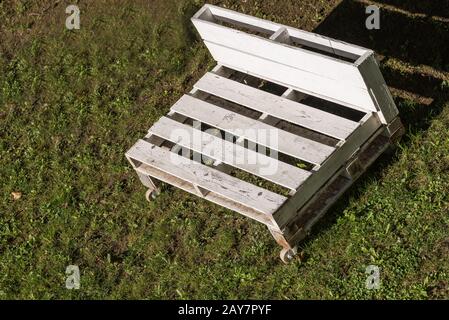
[191,4,379,113]
[356,52,399,124]
[197,4,369,57]
[171,94,336,165]
[195,73,361,140]
[149,116,311,191]
[273,113,382,229]
[126,139,287,216]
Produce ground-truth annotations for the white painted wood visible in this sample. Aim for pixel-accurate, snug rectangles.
[203,42,376,114]
[197,4,369,58]
[210,64,235,78]
[149,116,311,191]
[126,6,403,256]
[356,52,399,124]
[273,113,382,229]
[171,94,335,165]
[288,130,392,243]
[137,162,279,228]
[195,72,361,140]
[269,27,290,42]
[193,18,367,87]
[285,28,364,61]
[126,139,287,216]
[204,191,279,228]
[136,163,198,195]
[191,5,382,114]
[196,5,278,36]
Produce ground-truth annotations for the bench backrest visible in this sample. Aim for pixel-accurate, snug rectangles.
[192,4,398,124]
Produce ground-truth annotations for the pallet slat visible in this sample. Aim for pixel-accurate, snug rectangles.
[204,43,375,115]
[194,19,365,86]
[273,113,382,228]
[356,53,399,124]
[149,116,311,191]
[196,4,369,58]
[171,94,335,165]
[134,163,278,227]
[126,139,287,216]
[195,73,360,140]
[192,5,379,113]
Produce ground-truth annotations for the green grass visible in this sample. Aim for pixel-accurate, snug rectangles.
[0,0,448,299]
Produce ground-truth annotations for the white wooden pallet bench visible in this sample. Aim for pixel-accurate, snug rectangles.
[126,4,405,263]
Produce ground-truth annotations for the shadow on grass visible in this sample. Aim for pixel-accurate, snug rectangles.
[298,0,449,248]
[180,1,203,44]
[314,0,449,70]
[374,0,449,19]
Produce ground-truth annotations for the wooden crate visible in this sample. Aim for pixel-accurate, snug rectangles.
[126,4,404,263]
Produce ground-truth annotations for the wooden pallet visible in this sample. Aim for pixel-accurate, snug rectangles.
[126,5,404,263]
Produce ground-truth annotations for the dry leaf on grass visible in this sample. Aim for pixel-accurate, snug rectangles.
[11,192,22,200]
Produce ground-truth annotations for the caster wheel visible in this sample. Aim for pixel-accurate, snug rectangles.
[145,189,159,202]
[280,248,295,264]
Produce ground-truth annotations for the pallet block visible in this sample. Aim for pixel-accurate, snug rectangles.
[126,5,404,263]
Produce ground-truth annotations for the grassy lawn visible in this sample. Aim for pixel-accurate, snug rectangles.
[0,0,448,299]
